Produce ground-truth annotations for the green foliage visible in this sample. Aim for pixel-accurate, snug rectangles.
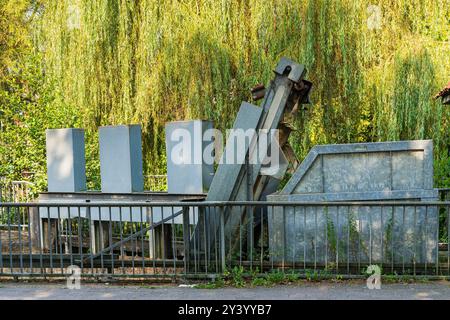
[266,270,286,284]
[195,275,225,289]
[228,266,245,288]
[251,276,269,287]
[0,0,449,191]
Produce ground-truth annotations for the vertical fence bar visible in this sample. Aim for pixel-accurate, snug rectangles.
[447,204,450,277]
[314,206,317,271]
[401,205,405,274]
[207,206,212,275]
[324,206,330,270]
[260,205,264,273]
[214,206,218,274]
[99,206,105,274]
[109,206,114,276]
[0,207,3,275]
[17,205,23,274]
[391,205,394,274]
[304,206,307,272]
[182,205,190,276]
[88,206,94,275]
[282,205,286,271]
[357,207,361,274]
[119,207,124,275]
[293,206,297,270]
[150,206,155,275]
[413,205,417,277]
[129,206,135,275]
[347,206,350,275]
[7,207,13,274]
[140,206,145,275]
[249,204,254,272]
[202,205,208,276]
[46,210,53,274]
[369,205,372,268]
[239,205,242,267]
[219,206,226,273]
[380,206,384,274]
[271,205,274,271]
[77,206,83,274]
[57,206,63,274]
[336,206,339,274]
[425,205,428,275]
[67,206,73,267]
[435,204,439,276]
[172,206,177,277]
[27,207,33,273]
[325,205,328,270]
[161,206,166,274]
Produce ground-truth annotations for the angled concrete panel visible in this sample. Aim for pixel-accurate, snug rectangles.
[282,140,434,194]
[206,102,263,201]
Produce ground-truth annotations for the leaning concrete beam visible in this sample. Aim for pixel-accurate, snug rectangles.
[206,102,263,201]
[46,128,86,192]
[99,125,144,193]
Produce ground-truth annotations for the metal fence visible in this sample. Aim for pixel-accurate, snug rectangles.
[0,179,34,202]
[0,201,448,280]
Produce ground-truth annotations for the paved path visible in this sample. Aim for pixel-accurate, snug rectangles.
[0,281,449,300]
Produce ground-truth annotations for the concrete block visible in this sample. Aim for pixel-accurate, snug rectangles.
[46,128,86,192]
[268,140,438,264]
[99,125,144,193]
[165,120,214,194]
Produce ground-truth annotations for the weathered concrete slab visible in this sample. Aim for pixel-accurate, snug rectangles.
[46,128,86,192]
[165,120,214,194]
[38,204,197,224]
[206,102,263,201]
[99,125,144,193]
[268,205,438,265]
[281,140,434,195]
[37,192,203,222]
[268,140,439,265]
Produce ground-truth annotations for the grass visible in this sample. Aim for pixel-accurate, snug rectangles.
[193,267,359,289]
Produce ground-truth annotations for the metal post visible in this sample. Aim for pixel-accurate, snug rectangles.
[219,206,226,273]
[29,206,40,253]
[182,206,190,273]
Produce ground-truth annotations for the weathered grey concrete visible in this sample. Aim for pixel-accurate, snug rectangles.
[268,140,439,264]
[37,192,204,222]
[0,281,449,300]
[165,120,215,194]
[46,128,86,192]
[281,140,434,195]
[194,102,263,257]
[99,125,144,193]
[206,102,263,202]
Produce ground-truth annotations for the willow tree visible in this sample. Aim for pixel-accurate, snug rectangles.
[30,0,449,189]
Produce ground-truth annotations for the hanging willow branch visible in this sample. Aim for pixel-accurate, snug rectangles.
[27,0,449,189]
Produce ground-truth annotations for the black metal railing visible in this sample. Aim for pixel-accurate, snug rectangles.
[0,201,449,280]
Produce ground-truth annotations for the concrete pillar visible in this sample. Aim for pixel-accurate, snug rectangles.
[46,128,86,192]
[165,120,215,194]
[43,128,86,254]
[99,125,144,193]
